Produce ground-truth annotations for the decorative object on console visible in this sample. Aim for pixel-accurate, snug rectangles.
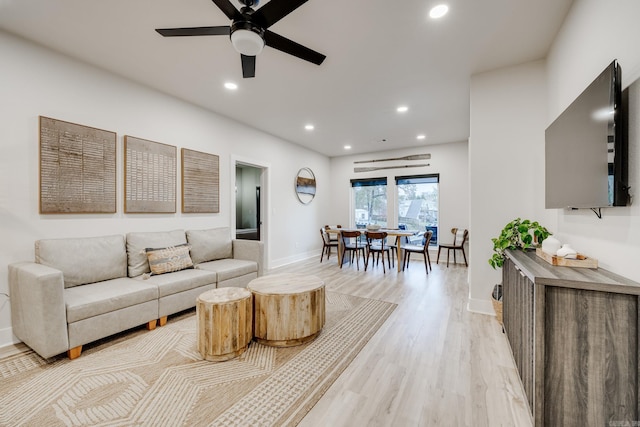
[181,148,220,213]
[124,136,176,213]
[541,236,562,256]
[535,248,597,268]
[295,167,316,204]
[488,218,552,269]
[556,244,577,259]
[39,116,116,214]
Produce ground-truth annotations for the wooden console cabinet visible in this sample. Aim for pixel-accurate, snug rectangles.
[503,249,640,426]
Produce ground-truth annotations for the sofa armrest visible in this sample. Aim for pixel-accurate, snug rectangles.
[232,239,265,276]
[8,262,69,358]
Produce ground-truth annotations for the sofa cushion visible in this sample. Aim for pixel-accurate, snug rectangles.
[186,227,232,264]
[134,268,217,298]
[65,277,158,323]
[35,235,127,288]
[196,258,257,282]
[146,244,194,275]
[126,230,187,277]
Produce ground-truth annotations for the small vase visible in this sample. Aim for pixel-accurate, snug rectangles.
[557,244,577,259]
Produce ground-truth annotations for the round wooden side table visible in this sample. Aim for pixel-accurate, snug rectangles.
[196,287,253,361]
[248,273,325,347]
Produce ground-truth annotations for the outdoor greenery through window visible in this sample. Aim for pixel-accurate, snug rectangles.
[350,175,439,246]
[396,174,439,245]
[352,178,388,229]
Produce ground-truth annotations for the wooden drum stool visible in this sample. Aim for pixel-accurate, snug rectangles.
[248,273,325,347]
[196,287,253,362]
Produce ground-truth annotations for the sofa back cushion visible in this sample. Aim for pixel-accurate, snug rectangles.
[186,227,232,264]
[35,235,127,288]
[126,230,187,277]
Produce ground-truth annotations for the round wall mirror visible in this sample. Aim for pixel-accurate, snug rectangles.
[295,167,316,205]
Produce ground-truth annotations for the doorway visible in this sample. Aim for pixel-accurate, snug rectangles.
[235,164,262,240]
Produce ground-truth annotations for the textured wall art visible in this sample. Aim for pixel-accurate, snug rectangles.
[124,136,176,213]
[39,116,117,214]
[181,148,220,213]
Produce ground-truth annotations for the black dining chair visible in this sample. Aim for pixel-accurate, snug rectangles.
[403,230,433,273]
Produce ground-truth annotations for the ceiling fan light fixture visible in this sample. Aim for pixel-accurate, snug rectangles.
[230,23,265,56]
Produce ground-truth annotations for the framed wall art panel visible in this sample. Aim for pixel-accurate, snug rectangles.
[124,136,176,213]
[181,148,220,213]
[39,116,117,214]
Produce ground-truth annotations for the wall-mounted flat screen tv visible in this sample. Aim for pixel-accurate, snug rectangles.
[545,60,628,209]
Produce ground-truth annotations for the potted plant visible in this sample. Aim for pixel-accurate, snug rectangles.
[488,218,551,269]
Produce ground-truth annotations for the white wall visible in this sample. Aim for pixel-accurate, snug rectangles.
[0,31,330,347]
[469,60,547,314]
[544,0,640,281]
[328,141,469,241]
[468,0,640,314]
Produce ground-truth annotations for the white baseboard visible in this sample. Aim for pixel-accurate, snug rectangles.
[467,297,495,316]
[0,326,20,350]
[269,250,319,270]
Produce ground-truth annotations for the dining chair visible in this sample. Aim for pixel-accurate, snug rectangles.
[364,231,391,273]
[319,228,338,263]
[340,230,366,270]
[437,228,469,267]
[402,230,433,274]
[324,224,341,244]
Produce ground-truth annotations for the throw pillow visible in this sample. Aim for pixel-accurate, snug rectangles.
[145,243,194,276]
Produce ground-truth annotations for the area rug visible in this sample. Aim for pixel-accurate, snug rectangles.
[0,292,396,426]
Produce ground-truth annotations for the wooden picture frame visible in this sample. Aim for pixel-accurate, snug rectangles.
[124,136,176,213]
[181,148,220,213]
[39,116,117,214]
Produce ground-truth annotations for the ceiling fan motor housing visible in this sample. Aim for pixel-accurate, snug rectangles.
[230,19,265,56]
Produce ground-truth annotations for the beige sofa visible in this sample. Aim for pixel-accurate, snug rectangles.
[8,227,263,360]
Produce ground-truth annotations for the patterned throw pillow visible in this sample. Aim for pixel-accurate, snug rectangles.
[145,243,194,275]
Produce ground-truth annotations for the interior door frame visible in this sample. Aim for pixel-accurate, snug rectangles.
[231,155,270,268]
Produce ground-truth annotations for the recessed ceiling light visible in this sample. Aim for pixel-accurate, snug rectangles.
[429,4,449,19]
[417,134,426,140]
[224,82,238,90]
[305,124,315,131]
[344,145,352,150]
[396,106,409,113]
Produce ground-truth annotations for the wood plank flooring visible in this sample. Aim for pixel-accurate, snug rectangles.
[0,253,532,426]
[276,254,533,426]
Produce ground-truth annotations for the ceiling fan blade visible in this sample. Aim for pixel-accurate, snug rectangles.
[264,31,325,65]
[156,26,230,37]
[253,0,309,28]
[211,0,242,20]
[241,55,256,78]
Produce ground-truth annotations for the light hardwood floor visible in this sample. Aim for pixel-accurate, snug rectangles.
[278,253,533,427]
[0,253,533,426]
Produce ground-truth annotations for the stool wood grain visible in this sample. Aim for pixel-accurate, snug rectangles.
[248,273,325,347]
[196,287,253,362]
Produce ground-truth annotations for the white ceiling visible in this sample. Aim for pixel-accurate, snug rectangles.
[0,0,573,157]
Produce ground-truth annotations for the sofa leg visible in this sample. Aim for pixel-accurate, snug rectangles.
[68,346,82,360]
[158,316,168,327]
[147,319,158,330]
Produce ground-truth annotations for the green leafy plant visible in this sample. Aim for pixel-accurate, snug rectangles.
[488,218,551,269]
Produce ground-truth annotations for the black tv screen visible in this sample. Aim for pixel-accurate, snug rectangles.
[545,60,628,209]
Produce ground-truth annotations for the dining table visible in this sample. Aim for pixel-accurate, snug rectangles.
[326,227,415,272]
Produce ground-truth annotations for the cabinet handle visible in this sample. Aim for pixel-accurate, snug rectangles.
[514,265,525,277]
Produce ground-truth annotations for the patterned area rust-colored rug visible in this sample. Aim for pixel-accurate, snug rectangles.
[0,292,395,426]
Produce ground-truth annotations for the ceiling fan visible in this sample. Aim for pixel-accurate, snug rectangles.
[155,0,326,78]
